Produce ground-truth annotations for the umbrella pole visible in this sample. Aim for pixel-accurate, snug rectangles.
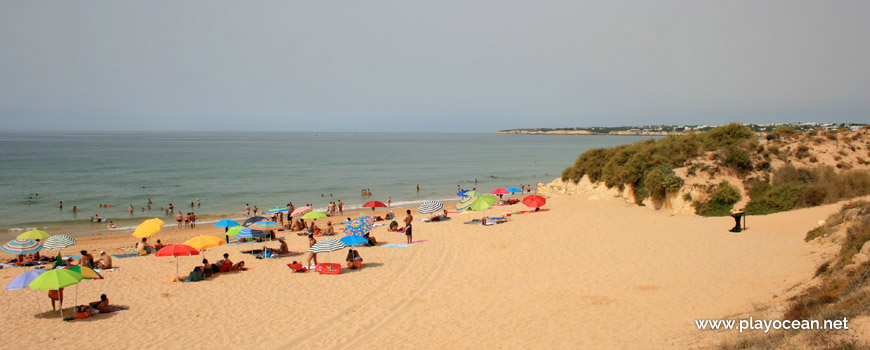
[75,283,78,307]
[176,256,180,282]
[33,289,41,316]
[58,289,63,321]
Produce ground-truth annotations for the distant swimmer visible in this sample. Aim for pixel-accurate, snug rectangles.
[72,206,77,212]
[147,198,152,205]
[197,199,200,207]
[59,201,63,209]
[416,184,420,192]
[107,221,117,229]
[128,204,134,213]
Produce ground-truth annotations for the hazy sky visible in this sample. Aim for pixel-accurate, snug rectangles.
[1,1,867,132]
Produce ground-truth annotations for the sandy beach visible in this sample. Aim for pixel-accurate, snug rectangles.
[1,190,858,349]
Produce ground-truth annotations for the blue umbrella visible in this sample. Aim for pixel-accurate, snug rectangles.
[507,187,523,193]
[6,269,46,290]
[214,219,240,228]
[340,235,368,246]
[457,190,470,197]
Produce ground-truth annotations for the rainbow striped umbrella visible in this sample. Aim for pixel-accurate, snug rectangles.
[248,221,284,231]
[455,195,478,211]
[2,239,42,255]
[267,206,290,214]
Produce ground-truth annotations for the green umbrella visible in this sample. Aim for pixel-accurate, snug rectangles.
[470,195,498,224]
[28,269,82,321]
[225,226,244,236]
[18,230,51,240]
[470,195,497,212]
[302,211,328,219]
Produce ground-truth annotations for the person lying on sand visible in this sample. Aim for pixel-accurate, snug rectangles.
[364,232,377,246]
[88,294,109,313]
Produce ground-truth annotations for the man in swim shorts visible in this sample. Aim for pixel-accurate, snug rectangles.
[404,209,413,244]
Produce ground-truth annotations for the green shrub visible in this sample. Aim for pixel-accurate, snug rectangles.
[694,181,742,216]
[722,148,753,175]
[745,182,806,215]
[644,166,685,202]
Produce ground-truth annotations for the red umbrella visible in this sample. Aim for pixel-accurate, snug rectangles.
[522,195,546,209]
[362,201,387,211]
[156,244,200,281]
[490,188,510,195]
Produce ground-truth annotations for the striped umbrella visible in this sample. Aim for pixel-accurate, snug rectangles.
[267,206,289,214]
[343,217,374,235]
[418,200,444,214]
[18,230,51,240]
[236,227,266,239]
[308,238,348,253]
[248,221,284,231]
[43,235,77,250]
[2,239,42,255]
[455,195,478,211]
[290,206,313,217]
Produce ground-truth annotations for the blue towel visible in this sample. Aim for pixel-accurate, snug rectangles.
[383,244,410,248]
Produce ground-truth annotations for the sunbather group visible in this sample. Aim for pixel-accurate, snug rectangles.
[197,253,245,277]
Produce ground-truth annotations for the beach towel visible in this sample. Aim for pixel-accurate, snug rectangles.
[396,240,427,244]
[383,244,410,248]
[63,305,128,321]
[111,253,140,259]
[95,267,121,273]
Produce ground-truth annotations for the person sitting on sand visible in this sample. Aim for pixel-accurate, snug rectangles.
[388,220,404,233]
[154,239,164,252]
[88,294,110,313]
[267,237,290,255]
[218,253,245,272]
[136,237,153,255]
[306,235,318,268]
[201,259,216,277]
[345,248,363,269]
[323,221,335,235]
[79,250,95,268]
[95,251,112,269]
[309,220,320,236]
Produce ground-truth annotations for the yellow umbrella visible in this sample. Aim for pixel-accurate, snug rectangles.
[18,230,50,240]
[183,235,226,251]
[133,218,164,239]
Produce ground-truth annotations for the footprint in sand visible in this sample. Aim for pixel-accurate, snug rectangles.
[635,285,660,292]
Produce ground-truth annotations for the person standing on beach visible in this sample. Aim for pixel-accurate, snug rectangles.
[176,211,183,229]
[190,212,196,228]
[128,204,134,213]
[337,200,343,215]
[253,205,259,216]
[306,234,318,268]
[387,196,392,209]
[245,204,251,217]
[404,209,413,244]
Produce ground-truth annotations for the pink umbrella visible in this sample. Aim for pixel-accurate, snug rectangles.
[290,206,313,217]
[156,244,200,281]
[491,188,510,196]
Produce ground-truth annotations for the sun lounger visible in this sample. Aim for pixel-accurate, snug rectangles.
[287,263,308,272]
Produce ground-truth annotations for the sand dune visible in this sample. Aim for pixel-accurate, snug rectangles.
[0,194,850,349]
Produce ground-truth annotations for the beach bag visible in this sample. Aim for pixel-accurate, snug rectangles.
[315,263,341,275]
[185,269,204,282]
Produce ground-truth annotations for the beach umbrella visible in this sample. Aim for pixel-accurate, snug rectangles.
[267,206,290,214]
[302,211,328,219]
[2,239,43,256]
[7,269,47,314]
[18,230,51,240]
[184,235,226,251]
[309,238,348,254]
[43,235,76,250]
[65,266,104,307]
[132,218,164,238]
[362,201,387,211]
[236,227,266,239]
[506,187,523,194]
[340,235,368,247]
[243,216,267,226]
[418,200,444,215]
[248,221,284,231]
[470,195,497,212]
[522,195,547,209]
[457,190,470,197]
[455,195,477,211]
[156,244,200,282]
[225,226,244,236]
[214,219,240,228]
[290,206,313,217]
[343,217,374,235]
[490,188,510,196]
[28,269,82,320]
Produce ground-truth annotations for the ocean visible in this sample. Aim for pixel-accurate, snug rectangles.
[0,132,656,240]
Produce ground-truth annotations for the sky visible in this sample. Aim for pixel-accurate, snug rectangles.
[1,1,868,132]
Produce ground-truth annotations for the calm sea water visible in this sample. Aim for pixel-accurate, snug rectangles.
[0,132,654,239]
